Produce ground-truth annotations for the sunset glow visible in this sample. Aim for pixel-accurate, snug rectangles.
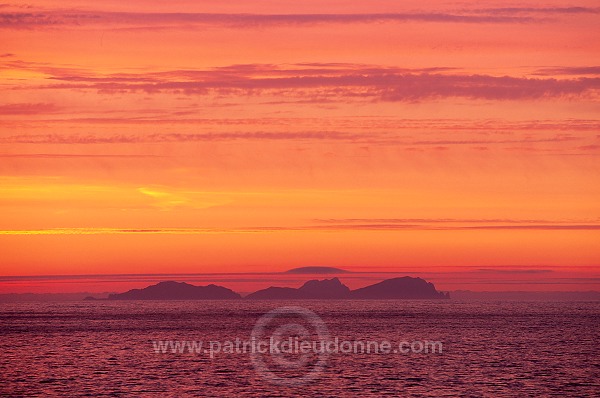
[1,1,599,293]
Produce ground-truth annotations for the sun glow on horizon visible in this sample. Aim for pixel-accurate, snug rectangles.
[0,0,599,292]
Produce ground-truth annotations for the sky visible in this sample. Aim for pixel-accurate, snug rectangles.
[0,1,599,293]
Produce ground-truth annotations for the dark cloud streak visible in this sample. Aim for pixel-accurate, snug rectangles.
[534,66,600,76]
[0,11,535,30]
[39,70,600,101]
[0,102,60,115]
[0,132,584,146]
[5,61,599,101]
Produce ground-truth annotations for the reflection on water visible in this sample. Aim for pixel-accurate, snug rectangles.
[1,300,598,396]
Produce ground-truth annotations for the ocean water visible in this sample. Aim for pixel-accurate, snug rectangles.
[1,300,598,397]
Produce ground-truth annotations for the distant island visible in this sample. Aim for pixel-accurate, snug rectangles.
[285,266,350,274]
[94,276,448,300]
[248,276,448,299]
[246,277,350,299]
[108,281,241,300]
[350,277,449,299]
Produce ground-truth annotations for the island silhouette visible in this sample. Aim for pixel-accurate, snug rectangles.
[105,276,448,300]
[108,281,241,300]
[246,277,350,299]
[350,277,450,299]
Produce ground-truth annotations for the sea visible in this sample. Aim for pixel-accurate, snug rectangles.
[1,300,598,397]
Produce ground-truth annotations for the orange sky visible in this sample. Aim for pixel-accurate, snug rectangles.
[0,1,599,293]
